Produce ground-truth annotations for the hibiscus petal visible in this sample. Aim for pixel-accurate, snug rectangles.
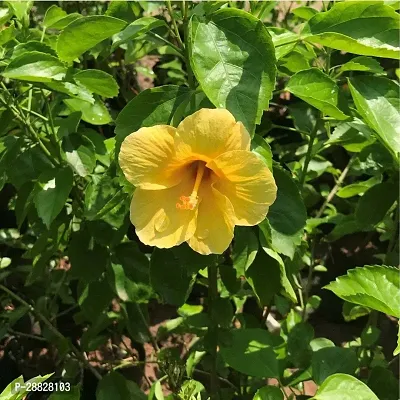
[175,108,250,163]
[188,181,235,255]
[119,125,183,190]
[208,150,277,226]
[130,176,197,248]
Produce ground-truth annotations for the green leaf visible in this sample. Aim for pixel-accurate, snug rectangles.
[325,119,375,153]
[73,69,119,98]
[172,244,217,275]
[324,265,400,318]
[287,322,314,368]
[268,27,298,60]
[355,181,398,227]
[115,85,192,152]
[251,135,273,170]
[312,347,358,385]
[342,301,370,322]
[367,366,398,400]
[260,218,301,260]
[247,246,297,304]
[114,241,150,286]
[340,56,384,74]
[48,386,81,400]
[124,303,151,344]
[232,226,258,277]
[111,16,166,49]
[279,50,311,75]
[268,167,307,236]
[55,112,82,139]
[0,22,15,46]
[0,8,12,26]
[107,263,129,302]
[220,328,281,378]
[253,386,283,400]
[150,248,195,306]
[107,259,152,304]
[57,16,127,62]
[395,324,400,356]
[96,372,135,400]
[6,0,32,22]
[64,97,112,125]
[286,68,348,120]
[79,277,114,318]
[189,8,276,134]
[62,133,96,177]
[245,250,281,306]
[46,81,94,104]
[292,6,318,20]
[34,167,73,228]
[348,76,400,163]
[311,373,379,400]
[8,144,53,188]
[106,1,137,23]
[68,228,109,283]
[303,2,400,60]
[12,41,57,59]
[2,52,67,82]
[43,4,67,28]
[84,174,124,220]
[48,13,82,30]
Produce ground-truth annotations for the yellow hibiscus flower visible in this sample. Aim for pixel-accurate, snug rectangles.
[119,108,277,255]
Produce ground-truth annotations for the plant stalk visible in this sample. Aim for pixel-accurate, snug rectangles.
[315,156,354,218]
[183,0,196,112]
[208,264,219,399]
[299,120,319,187]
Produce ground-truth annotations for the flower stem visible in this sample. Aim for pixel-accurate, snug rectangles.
[207,264,219,399]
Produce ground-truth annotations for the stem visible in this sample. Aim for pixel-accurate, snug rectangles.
[193,369,238,392]
[166,0,184,48]
[135,303,160,352]
[40,27,46,42]
[208,264,219,399]
[8,328,48,342]
[315,157,354,218]
[324,48,332,137]
[0,83,58,166]
[147,31,184,58]
[271,124,309,136]
[183,0,196,112]
[0,284,102,380]
[385,204,399,263]
[302,240,315,320]
[299,120,319,187]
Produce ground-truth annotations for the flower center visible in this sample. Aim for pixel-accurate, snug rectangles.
[176,162,206,210]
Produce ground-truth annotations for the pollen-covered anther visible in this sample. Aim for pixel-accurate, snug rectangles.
[176,195,198,210]
[176,163,205,211]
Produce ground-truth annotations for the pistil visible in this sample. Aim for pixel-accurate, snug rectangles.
[176,162,206,210]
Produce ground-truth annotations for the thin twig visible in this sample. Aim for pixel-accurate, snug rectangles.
[315,157,354,218]
[194,368,238,392]
[166,0,184,48]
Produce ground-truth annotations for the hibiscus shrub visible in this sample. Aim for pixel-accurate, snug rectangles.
[0,1,399,399]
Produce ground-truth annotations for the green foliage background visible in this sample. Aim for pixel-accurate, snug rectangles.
[0,1,398,399]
